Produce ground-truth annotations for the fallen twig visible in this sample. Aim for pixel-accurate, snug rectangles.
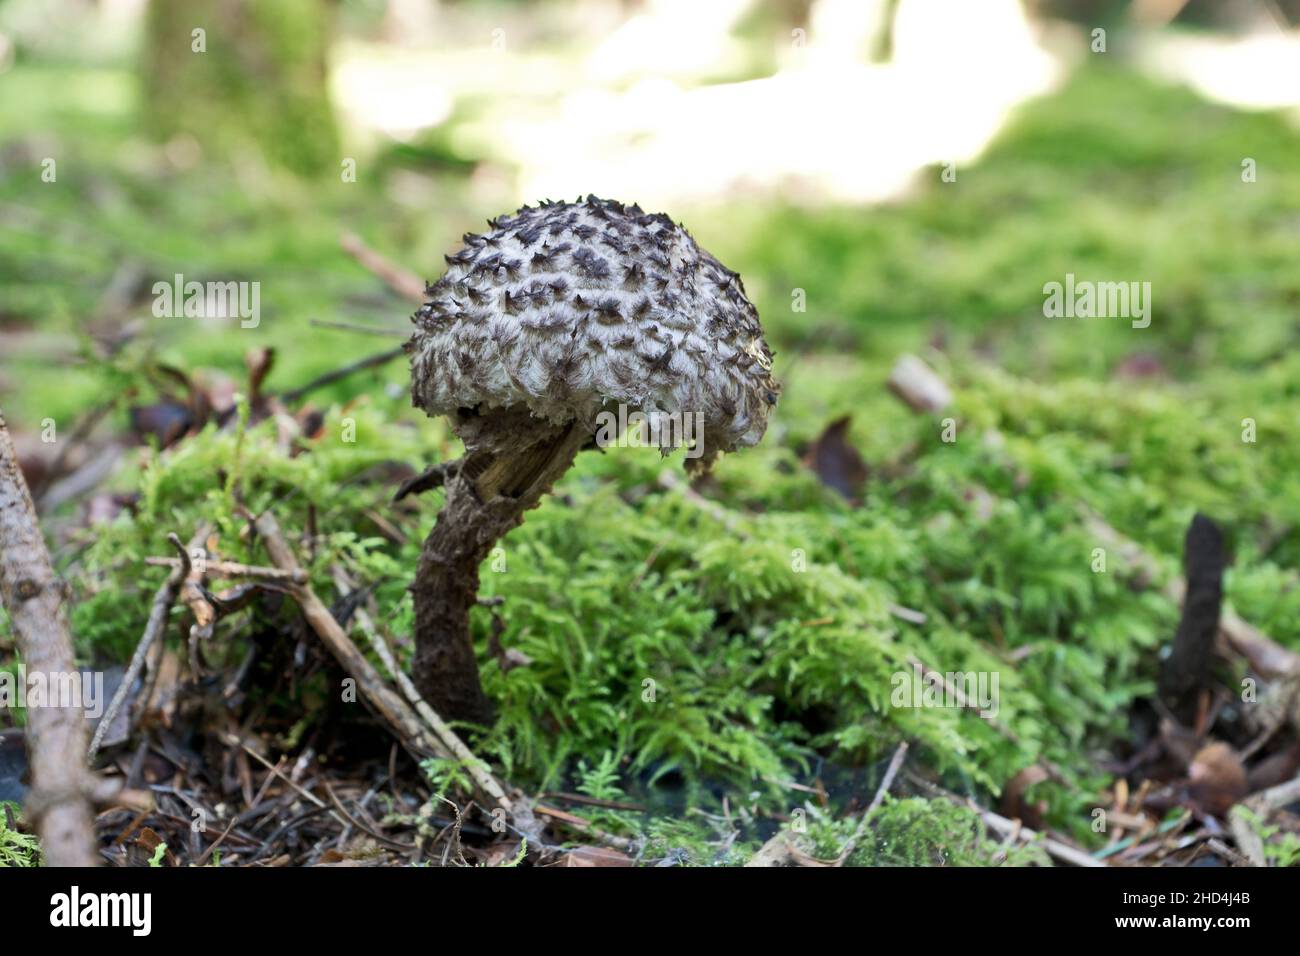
[541,792,646,812]
[309,318,407,337]
[247,507,572,857]
[144,555,306,584]
[89,527,210,760]
[31,400,117,499]
[886,354,952,412]
[835,742,909,865]
[330,566,513,813]
[887,602,927,625]
[977,804,1105,867]
[1227,808,1267,867]
[907,771,1104,867]
[280,347,406,405]
[905,654,1070,785]
[1244,771,1300,814]
[0,411,97,865]
[252,510,456,765]
[339,231,427,304]
[532,803,633,851]
[177,532,215,676]
[1205,836,1255,867]
[37,442,124,514]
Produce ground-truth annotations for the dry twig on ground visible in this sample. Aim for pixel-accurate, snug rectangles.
[330,565,515,815]
[0,412,98,865]
[339,231,427,304]
[249,510,561,847]
[144,555,306,583]
[834,741,909,866]
[89,527,211,760]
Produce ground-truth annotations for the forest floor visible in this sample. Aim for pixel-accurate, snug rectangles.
[2,59,1300,866]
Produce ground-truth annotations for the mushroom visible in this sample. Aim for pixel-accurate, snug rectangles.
[405,195,780,723]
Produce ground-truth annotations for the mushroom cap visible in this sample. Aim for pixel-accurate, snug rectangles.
[407,196,779,469]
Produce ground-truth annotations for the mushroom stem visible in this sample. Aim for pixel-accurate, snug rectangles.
[411,413,589,724]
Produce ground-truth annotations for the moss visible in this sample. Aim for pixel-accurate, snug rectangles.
[0,804,41,867]
[805,797,1050,867]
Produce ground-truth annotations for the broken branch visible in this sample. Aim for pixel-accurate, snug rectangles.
[0,411,98,866]
[339,231,427,304]
[329,565,514,815]
[89,526,210,760]
[143,555,306,584]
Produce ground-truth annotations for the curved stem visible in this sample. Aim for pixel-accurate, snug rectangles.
[411,416,587,725]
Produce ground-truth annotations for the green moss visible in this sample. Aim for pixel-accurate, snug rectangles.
[0,805,41,867]
[806,797,1050,867]
[641,816,758,867]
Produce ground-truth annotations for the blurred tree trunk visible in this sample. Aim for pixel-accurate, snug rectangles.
[141,0,339,176]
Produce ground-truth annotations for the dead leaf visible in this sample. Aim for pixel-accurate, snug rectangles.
[296,406,326,441]
[999,765,1050,829]
[129,402,193,449]
[1114,352,1167,380]
[1221,620,1300,681]
[246,347,276,407]
[135,826,174,865]
[802,415,869,502]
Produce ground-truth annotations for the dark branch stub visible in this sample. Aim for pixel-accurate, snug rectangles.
[1159,513,1227,725]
